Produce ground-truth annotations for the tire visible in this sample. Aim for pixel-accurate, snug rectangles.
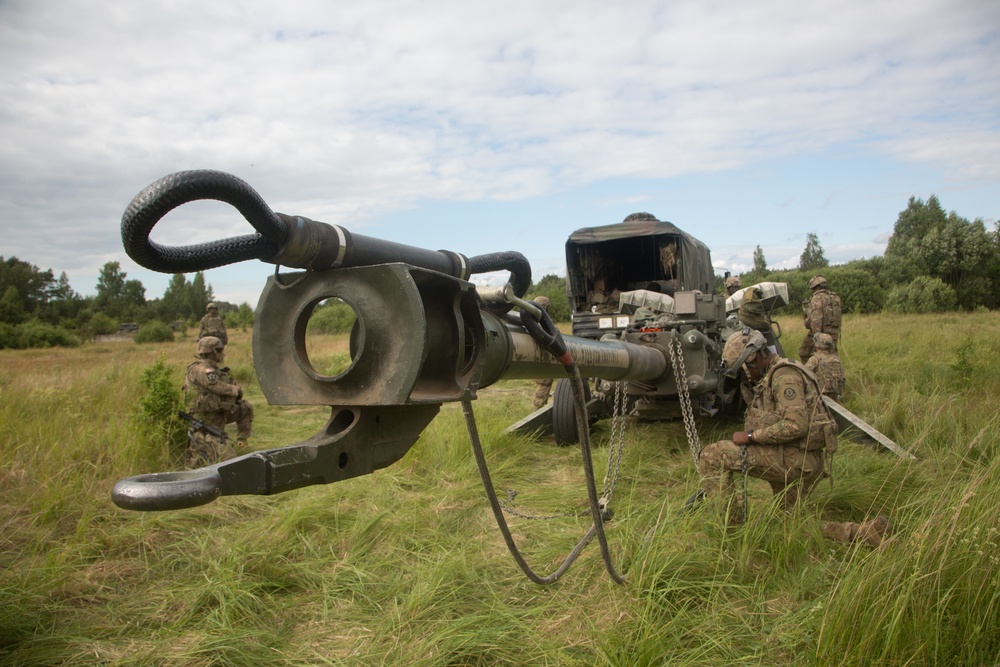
[552,378,591,446]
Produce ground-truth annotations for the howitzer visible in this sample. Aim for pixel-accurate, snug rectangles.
[112,170,706,518]
[110,171,912,584]
[177,410,229,442]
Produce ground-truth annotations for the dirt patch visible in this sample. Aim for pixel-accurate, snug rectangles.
[94,334,133,343]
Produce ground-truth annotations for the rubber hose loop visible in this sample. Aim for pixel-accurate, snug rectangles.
[121,170,289,274]
[467,251,532,315]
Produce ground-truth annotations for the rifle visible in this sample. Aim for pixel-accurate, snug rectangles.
[178,411,229,442]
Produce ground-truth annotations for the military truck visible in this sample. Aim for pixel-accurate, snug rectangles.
[523,212,787,444]
[565,212,716,340]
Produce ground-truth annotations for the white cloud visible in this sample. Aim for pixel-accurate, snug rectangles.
[1,0,997,301]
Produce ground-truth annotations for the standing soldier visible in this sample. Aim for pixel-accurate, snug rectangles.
[182,336,253,468]
[725,275,742,297]
[805,332,845,401]
[697,330,888,546]
[532,296,554,410]
[198,302,228,345]
[799,275,841,363]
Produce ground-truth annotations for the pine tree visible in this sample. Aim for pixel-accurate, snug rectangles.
[799,233,829,271]
[753,245,767,273]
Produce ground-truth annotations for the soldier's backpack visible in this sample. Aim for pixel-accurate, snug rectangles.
[769,358,838,455]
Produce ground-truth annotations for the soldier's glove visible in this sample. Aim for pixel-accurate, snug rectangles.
[236,388,243,400]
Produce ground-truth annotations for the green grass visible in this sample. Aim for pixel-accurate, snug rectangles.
[2,312,1000,665]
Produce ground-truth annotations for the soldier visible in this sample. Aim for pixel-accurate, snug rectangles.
[698,330,888,546]
[532,295,554,410]
[805,332,845,401]
[198,302,228,345]
[799,275,841,363]
[182,336,253,468]
[738,285,780,352]
[725,275,741,297]
[722,328,756,409]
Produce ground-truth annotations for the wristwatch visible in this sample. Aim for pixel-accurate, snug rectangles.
[747,430,754,443]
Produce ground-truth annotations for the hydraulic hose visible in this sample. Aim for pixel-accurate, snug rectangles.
[467,251,532,303]
[121,170,533,298]
[121,170,288,273]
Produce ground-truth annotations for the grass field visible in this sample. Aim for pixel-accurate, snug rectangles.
[2,312,999,666]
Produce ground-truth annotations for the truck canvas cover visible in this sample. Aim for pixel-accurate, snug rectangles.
[565,214,715,316]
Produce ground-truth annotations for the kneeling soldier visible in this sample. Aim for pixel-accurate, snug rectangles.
[182,336,253,468]
[698,330,888,546]
[805,332,845,401]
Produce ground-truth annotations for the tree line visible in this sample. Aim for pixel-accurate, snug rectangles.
[0,259,253,349]
[737,195,1000,315]
[2,194,996,348]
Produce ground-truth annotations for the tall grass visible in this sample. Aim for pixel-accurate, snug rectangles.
[1,312,999,665]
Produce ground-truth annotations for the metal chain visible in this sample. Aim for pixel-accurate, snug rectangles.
[503,379,630,521]
[668,333,702,464]
[740,441,749,521]
[602,380,629,505]
[499,489,583,520]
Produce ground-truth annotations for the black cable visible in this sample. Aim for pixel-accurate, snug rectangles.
[122,170,535,301]
[121,170,288,273]
[468,303,627,584]
[464,398,597,585]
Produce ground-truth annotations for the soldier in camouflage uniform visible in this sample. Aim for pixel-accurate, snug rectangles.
[804,332,845,401]
[798,275,841,363]
[698,330,888,546]
[532,296,554,410]
[182,336,253,468]
[738,285,781,352]
[725,275,741,297]
[198,302,228,345]
[722,328,756,409]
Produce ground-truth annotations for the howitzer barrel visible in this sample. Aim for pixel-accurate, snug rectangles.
[251,264,671,408]
[495,323,669,383]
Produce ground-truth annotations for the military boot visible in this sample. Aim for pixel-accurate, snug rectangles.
[855,515,891,548]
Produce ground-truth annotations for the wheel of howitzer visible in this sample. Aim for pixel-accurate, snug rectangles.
[551,377,592,446]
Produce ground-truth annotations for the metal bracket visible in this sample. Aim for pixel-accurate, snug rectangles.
[112,404,440,511]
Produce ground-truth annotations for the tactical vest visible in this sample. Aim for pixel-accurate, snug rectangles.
[200,315,227,338]
[745,358,838,453]
[185,360,238,415]
[814,291,842,337]
[808,352,845,398]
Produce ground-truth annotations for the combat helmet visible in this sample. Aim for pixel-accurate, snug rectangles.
[197,336,225,356]
[534,295,551,308]
[808,275,828,289]
[813,332,835,351]
[722,328,768,378]
[725,276,741,289]
[206,302,218,311]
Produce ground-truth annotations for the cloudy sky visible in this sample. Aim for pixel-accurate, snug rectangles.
[1,0,998,305]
